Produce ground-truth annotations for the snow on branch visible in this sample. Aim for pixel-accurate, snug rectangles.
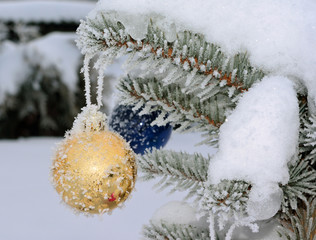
[91,0,316,107]
[208,76,300,221]
[77,13,264,93]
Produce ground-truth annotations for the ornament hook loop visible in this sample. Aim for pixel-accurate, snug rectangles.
[71,105,108,134]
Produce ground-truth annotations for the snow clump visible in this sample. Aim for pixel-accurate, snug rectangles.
[208,76,299,220]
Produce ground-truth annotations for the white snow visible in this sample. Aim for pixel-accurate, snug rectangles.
[0,1,95,23]
[25,32,82,92]
[208,76,299,220]
[151,201,207,228]
[88,0,316,109]
[246,184,283,221]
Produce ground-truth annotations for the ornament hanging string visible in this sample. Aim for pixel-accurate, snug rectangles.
[209,213,216,240]
[82,53,115,109]
[94,53,110,109]
[82,54,93,106]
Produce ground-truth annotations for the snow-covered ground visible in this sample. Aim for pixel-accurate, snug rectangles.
[0,132,213,240]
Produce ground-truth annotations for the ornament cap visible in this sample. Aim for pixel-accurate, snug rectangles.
[71,105,108,134]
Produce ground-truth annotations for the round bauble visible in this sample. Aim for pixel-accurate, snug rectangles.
[109,104,172,154]
[52,107,136,214]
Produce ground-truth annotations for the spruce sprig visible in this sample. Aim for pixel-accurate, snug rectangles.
[279,197,316,240]
[77,11,265,93]
[118,76,232,127]
[137,148,210,199]
[302,114,316,166]
[143,221,212,240]
[281,160,316,213]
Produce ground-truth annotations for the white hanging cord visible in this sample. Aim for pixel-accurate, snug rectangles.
[209,213,217,240]
[82,54,93,106]
[94,54,106,109]
[96,64,105,109]
[225,223,236,240]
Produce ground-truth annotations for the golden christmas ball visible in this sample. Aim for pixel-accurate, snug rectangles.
[52,106,137,214]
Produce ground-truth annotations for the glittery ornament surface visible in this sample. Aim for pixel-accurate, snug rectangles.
[52,129,136,214]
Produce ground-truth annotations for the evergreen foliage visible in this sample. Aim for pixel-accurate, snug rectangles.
[281,159,316,214]
[143,221,212,240]
[77,13,265,92]
[138,148,209,198]
[200,181,250,226]
[117,75,226,145]
[302,114,316,166]
[281,97,316,213]
[279,197,316,240]
[77,11,316,240]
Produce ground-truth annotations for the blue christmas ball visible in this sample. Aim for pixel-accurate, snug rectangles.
[109,104,172,154]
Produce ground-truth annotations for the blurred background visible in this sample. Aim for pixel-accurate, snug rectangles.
[0,0,119,139]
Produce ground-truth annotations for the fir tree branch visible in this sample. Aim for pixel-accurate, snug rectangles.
[143,221,212,240]
[77,12,265,92]
[137,149,210,199]
[200,180,251,222]
[298,96,311,157]
[302,114,316,166]
[282,96,316,213]
[118,76,230,145]
[118,76,232,127]
[139,148,251,215]
[279,197,316,240]
[281,159,316,213]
